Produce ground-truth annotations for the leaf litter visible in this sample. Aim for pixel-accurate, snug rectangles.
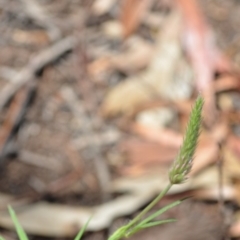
[0,0,239,239]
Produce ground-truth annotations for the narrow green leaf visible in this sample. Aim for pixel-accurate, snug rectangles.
[0,236,6,240]
[126,200,182,237]
[108,225,128,240]
[136,199,182,228]
[126,219,176,237]
[139,219,176,228]
[74,217,92,240]
[8,206,28,240]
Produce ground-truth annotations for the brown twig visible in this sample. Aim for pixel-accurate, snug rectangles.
[0,36,77,112]
[0,82,35,163]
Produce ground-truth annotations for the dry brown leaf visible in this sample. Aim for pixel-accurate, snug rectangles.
[88,37,153,82]
[214,74,240,92]
[120,164,164,177]
[223,146,240,178]
[217,93,234,112]
[119,138,178,175]
[120,139,177,163]
[201,86,218,126]
[176,0,231,91]
[102,12,193,117]
[111,37,153,73]
[102,78,153,116]
[88,57,113,83]
[227,135,240,158]
[131,122,182,148]
[120,0,153,37]
[136,106,175,129]
[12,29,50,46]
[193,186,235,201]
[208,116,229,143]
[190,133,219,175]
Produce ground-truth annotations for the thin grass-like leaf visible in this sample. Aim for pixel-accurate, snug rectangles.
[126,219,176,237]
[74,217,92,240]
[136,199,182,228]
[8,206,28,240]
[108,224,129,240]
[139,219,176,228]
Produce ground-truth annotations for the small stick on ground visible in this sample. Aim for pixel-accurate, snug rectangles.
[0,36,77,112]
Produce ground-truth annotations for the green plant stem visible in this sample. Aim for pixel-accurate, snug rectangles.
[125,183,172,234]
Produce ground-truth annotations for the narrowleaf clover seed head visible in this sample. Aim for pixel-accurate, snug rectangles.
[169,96,204,184]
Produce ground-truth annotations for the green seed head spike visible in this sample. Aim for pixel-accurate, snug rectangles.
[169,96,204,184]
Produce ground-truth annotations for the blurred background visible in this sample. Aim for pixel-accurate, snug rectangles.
[0,0,240,239]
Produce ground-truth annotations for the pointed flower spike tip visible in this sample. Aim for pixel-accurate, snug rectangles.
[169,96,204,184]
